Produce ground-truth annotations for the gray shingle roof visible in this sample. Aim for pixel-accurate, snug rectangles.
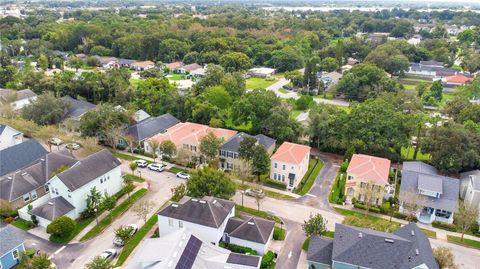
[0,124,5,135]
[0,150,77,202]
[0,225,25,257]
[30,196,75,221]
[225,216,275,244]
[220,132,276,153]
[307,236,333,265]
[331,223,439,269]
[61,95,96,118]
[124,113,180,142]
[158,196,235,228]
[401,162,459,212]
[0,139,48,176]
[418,174,443,194]
[55,149,120,191]
[461,170,480,191]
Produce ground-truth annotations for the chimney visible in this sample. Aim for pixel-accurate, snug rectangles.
[358,232,363,238]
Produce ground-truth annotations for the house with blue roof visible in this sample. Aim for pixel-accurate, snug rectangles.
[0,226,25,269]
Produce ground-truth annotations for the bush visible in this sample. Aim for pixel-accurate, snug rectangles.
[340,161,349,173]
[273,226,285,240]
[432,221,457,232]
[116,143,127,150]
[263,179,287,190]
[353,203,381,213]
[380,201,391,214]
[261,251,275,269]
[219,242,257,255]
[393,211,418,222]
[47,216,76,242]
[302,237,310,251]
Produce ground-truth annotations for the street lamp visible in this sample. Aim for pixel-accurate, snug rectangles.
[389,203,396,222]
[138,170,142,180]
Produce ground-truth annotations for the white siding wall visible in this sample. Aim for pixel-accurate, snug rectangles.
[0,126,22,150]
[229,237,268,255]
[12,96,37,111]
[270,154,310,189]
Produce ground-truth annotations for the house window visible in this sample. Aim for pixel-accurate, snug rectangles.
[274,163,277,168]
[44,185,49,193]
[347,175,353,180]
[274,173,277,180]
[100,178,103,183]
[179,220,183,228]
[282,165,286,170]
[227,152,233,158]
[12,249,19,259]
[23,194,30,203]
[233,153,238,159]
[168,218,173,227]
[282,175,285,181]
[31,191,37,200]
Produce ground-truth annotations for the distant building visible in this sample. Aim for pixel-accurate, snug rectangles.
[247,67,276,78]
[131,60,155,71]
[164,61,184,70]
[407,61,459,78]
[0,89,37,113]
[460,170,480,229]
[0,124,23,150]
[270,142,311,190]
[122,113,180,148]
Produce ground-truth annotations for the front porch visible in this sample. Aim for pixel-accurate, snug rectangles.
[417,207,454,224]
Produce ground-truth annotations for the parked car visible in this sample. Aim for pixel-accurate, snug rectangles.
[48,137,63,146]
[282,85,292,91]
[113,224,138,247]
[176,172,190,179]
[134,159,148,168]
[66,143,81,150]
[245,188,265,198]
[147,163,165,172]
[99,249,117,261]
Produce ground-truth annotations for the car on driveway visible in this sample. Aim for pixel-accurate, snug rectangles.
[147,163,165,172]
[48,137,63,146]
[66,143,81,150]
[176,172,190,179]
[113,224,138,247]
[134,159,148,168]
[99,249,117,261]
[245,188,265,198]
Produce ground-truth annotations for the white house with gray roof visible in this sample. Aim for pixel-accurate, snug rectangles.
[399,162,459,224]
[0,124,22,150]
[0,88,37,113]
[307,223,438,269]
[0,225,25,269]
[26,149,122,227]
[224,216,275,255]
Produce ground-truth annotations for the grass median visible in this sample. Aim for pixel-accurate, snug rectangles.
[294,158,323,195]
[235,205,282,223]
[334,207,400,233]
[80,188,147,242]
[447,235,480,250]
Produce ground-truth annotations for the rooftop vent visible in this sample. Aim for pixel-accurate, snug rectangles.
[192,198,198,202]
[415,249,419,256]
[213,200,217,204]
[408,256,412,262]
[358,232,363,238]
[247,221,255,225]
[40,158,45,161]
[172,251,178,258]
[21,172,27,176]
[384,238,394,243]
[199,200,206,204]
[48,202,54,205]
[7,176,12,180]
[172,204,178,208]
[411,230,415,236]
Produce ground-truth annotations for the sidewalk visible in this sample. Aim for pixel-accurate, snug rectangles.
[334,204,479,241]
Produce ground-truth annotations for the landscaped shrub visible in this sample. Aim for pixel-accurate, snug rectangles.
[353,203,381,213]
[302,237,310,251]
[47,216,76,243]
[261,251,275,269]
[340,161,349,173]
[273,226,285,240]
[263,179,287,190]
[392,211,417,222]
[219,242,257,255]
[432,221,457,232]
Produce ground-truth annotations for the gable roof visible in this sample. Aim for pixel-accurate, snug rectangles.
[54,149,120,191]
[446,74,473,84]
[220,132,276,153]
[61,95,96,118]
[225,216,275,244]
[307,236,333,265]
[165,61,184,69]
[347,154,391,185]
[0,139,48,177]
[270,142,310,165]
[0,150,76,202]
[158,196,235,228]
[30,196,75,221]
[124,113,180,142]
[331,223,439,269]
[132,60,155,68]
[0,89,37,103]
[182,63,202,72]
[0,225,25,257]
[0,124,21,136]
[150,122,237,147]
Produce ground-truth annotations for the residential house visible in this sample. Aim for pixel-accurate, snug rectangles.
[247,67,276,78]
[118,58,136,68]
[147,122,237,161]
[94,56,119,68]
[407,61,459,78]
[444,74,473,86]
[399,161,459,224]
[61,95,96,124]
[0,124,23,150]
[0,88,37,112]
[307,223,439,269]
[345,154,392,205]
[460,170,480,228]
[224,215,275,255]
[318,71,343,90]
[27,149,122,227]
[158,196,235,245]
[165,61,184,71]
[270,142,311,190]
[0,139,48,177]
[127,228,261,269]
[0,226,25,269]
[131,60,155,71]
[122,113,180,149]
[133,109,151,123]
[219,132,276,171]
[0,150,77,209]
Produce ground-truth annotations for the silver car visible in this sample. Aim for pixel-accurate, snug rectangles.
[99,249,117,261]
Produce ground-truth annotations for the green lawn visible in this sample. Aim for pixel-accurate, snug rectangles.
[123,173,145,182]
[447,235,480,250]
[401,146,431,161]
[402,84,417,90]
[263,189,294,200]
[169,166,187,174]
[329,172,346,204]
[80,188,147,241]
[293,159,324,195]
[290,109,302,119]
[11,219,32,231]
[224,117,253,132]
[166,73,186,81]
[278,88,289,94]
[246,77,278,89]
[335,207,400,233]
[273,226,285,240]
[111,151,151,163]
[235,205,282,223]
[420,228,437,239]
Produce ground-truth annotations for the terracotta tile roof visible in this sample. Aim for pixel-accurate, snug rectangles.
[270,142,310,165]
[446,74,473,84]
[347,154,391,185]
[165,61,184,69]
[132,60,155,68]
[149,122,237,146]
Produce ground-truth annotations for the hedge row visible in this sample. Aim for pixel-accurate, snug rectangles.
[261,251,275,269]
[263,179,287,190]
[219,242,257,255]
[432,221,457,232]
[353,203,381,214]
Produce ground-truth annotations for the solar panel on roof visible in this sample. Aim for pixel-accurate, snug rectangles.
[226,253,260,267]
[175,235,202,269]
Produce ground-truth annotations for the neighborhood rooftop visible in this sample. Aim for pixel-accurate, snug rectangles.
[61,95,96,118]
[270,142,310,164]
[0,225,25,258]
[0,139,48,177]
[220,132,276,152]
[30,196,75,221]
[225,216,275,244]
[347,154,391,184]
[123,113,180,142]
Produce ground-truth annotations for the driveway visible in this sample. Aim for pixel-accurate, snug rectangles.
[275,220,304,269]
[266,78,298,99]
[51,161,184,268]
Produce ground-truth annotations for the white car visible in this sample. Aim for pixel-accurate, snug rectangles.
[147,163,165,172]
[134,160,148,168]
[48,137,63,146]
[99,249,117,261]
[66,143,81,150]
[113,224,138,247]
[176,172,190,179]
